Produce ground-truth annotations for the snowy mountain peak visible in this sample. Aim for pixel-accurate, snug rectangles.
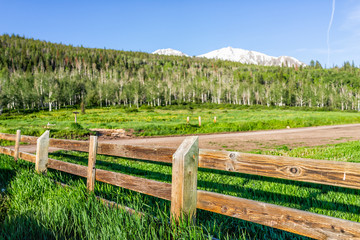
[198,47,306,67]
[152,47,306,67]
[152,48,188,57]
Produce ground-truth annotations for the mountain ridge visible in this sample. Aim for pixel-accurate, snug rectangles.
[152,48,188,57]
[153,46,306,67]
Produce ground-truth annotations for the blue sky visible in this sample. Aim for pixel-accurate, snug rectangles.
[1,0,360,67]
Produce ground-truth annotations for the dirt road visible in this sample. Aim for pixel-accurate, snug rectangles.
[12,124,360,153]
[101,124,360,151]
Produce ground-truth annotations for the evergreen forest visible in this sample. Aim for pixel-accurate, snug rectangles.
[1,34,360,112]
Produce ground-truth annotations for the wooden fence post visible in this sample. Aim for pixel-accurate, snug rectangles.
[170,136,199,224]
[73,111,79,123]
[14,130,21,162]
[35,130,50,174]
[87,136,98,191]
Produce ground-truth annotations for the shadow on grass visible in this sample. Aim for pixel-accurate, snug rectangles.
[0,159,18,224]
[0,159,46,239]
[1,215,66,240]
[0,168,16,189]
[48,151,360,219]
[8,155,311,240]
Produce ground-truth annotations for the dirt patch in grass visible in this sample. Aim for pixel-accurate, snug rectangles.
[90,128,134,140]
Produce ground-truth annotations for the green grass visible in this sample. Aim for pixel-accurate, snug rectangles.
[2,140,360,239]
[1,105,360,138]
[0,140,15,147]
[251,141,360,163]
[0,156,213,240]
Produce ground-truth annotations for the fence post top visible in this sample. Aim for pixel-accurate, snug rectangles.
[173,136,199,158]
[37,130,50,144]
[40,130,50,138]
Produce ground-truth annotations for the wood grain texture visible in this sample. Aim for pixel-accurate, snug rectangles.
[0,133,17,141]
[0,144,169,200]
[171,136,199,223]
[95,169,172,200]
[19,152,36,163]
[197,190,360,239]
[97,143,174,163]
[199,149,360,190]
[0,146,86,177]
[50,138,89,151]
[3,137,360,239]
[1,132,174,163]
[40,136,174,163]
[0,133,39,143]
[2,133,360,190]
[14,130,21,161]
[20,135,38,143]
[0,148,36,163]
[35,131,50,174]
[47,137,174,163]
[47,158,88,178]
[87,136,98,191]
[0,146,15,157]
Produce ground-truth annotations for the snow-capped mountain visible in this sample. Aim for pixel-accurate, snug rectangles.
[152,48,188,57]
[197,47,306,67]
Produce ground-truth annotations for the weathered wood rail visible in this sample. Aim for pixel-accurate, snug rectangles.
[1,132,360,239]
[2,132,360,190]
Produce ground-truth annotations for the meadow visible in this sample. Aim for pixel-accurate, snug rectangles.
[2,34,360,239]
[1,140,360,239]
[1,104,360,139]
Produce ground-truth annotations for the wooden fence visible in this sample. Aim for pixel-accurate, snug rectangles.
[1,131,360,239]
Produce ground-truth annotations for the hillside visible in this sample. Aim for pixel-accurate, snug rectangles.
[0,34,360,112]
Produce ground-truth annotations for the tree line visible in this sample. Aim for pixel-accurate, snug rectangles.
[1,34,360,112]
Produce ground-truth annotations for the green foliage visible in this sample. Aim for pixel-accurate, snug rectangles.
[125,108,139,113]
[1,106,360,138]
[1,34,360,112]
[69,122,84,130]
[0,140,15,146]
[51,123,95,140]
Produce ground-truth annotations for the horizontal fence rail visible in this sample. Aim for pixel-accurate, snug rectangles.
[196,191,360,239]
[0,146,171,199]
[2,132,360,190]
[0,145,172,199]
[1,132,360,239]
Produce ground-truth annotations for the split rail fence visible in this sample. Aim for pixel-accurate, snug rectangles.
[1,131,360,239]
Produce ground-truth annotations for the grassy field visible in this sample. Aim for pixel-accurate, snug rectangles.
[1,140,360,239]
[1,105,360,138]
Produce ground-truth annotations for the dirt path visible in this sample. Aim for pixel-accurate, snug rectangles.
[10,124,360,153]
[101,124,360,151]
[14,145,62,154]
